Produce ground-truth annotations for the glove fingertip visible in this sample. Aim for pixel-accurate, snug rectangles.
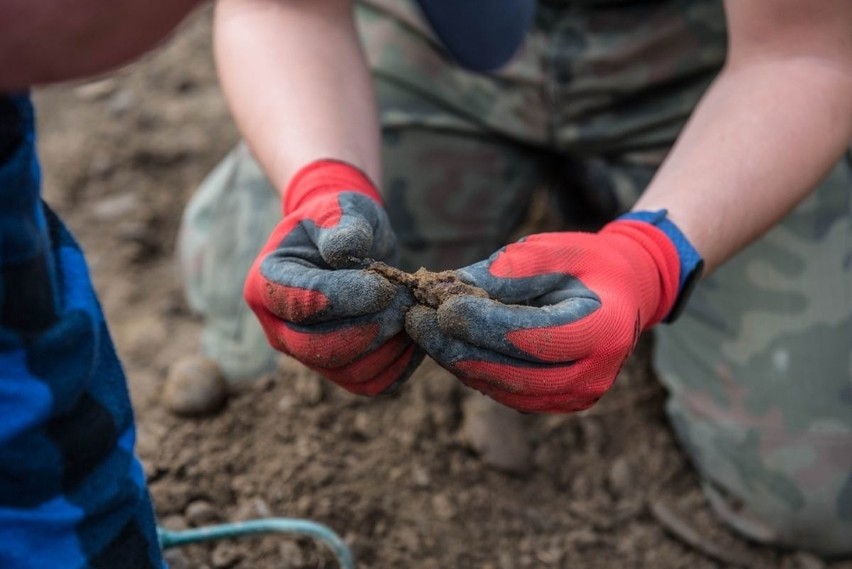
[319,221,374,269]
[455,260,492,289]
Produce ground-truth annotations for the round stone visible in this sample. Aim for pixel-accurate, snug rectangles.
[161,355,228,417]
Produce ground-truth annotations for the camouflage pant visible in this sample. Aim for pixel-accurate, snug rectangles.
[179,0,852,556]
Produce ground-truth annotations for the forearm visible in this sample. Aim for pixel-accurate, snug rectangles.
[214,0,380,191]
[0,0,201,89]
[635,59,852,274]
[635,0,852,275]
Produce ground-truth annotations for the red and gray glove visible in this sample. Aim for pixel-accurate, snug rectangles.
[405,211,703,413]
[244,159,424,396]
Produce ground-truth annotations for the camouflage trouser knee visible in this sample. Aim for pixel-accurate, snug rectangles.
[177,143,281,382]
[179,0,852,555]
[653,157,852,557]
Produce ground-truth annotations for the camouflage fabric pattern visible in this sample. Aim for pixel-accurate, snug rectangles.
[654,155,852,557]
[0,94,164,568]
[180,0,852,555]
[178,143,281,382]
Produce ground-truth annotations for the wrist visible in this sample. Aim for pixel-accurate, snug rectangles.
[616,210,704,323]
[283,159,382,214]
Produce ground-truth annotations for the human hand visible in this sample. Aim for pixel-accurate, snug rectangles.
[405,213,699,413]
[244,159,424,395]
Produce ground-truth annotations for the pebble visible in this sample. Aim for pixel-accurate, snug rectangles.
[233,497,272,521]
[159,514,188,532]
[276,394,295,413]
[567,528,600,549]
[92,193,139,221]
[353,411,374,439]
[412,464,431,488]
[162,550,191,569]
[607,456,634,496]
[210,543,242,569]
[293,367,325,406]
[184,499,218,526]
[431,493,456,521]
[161,355,229,417]
[107,89,135,117]
[74,78,118,101]
[279,541,305,567]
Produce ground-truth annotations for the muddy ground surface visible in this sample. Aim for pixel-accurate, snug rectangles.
[32,7,850,569]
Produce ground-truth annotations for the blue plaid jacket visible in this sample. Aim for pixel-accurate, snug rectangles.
[0,94,164,568]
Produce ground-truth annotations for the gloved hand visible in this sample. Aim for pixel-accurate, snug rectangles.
[405,212,701,413]
[244,159,424,396]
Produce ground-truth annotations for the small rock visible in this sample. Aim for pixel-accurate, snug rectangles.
[431,493,456,521]
[230,474,256,496]
[184,499,218,526]
[74,78,118,101]
[92,193,139,221]
[279,541,305,567]
[233,497,271,521]
[162,550,191,569]
[161,355,228,417]
[398,527,421,551]
[459,392,531,475]
[567,528,599,549]
[210,543,242,569]
[293,367,325,406]
[353,411,374,439]
[607,456,633,496]
[159,514,188,532]
[389,465,405,482]
[412,464,431,488]
[253,497,272,518]
[277,395,295,412]
[107,89,135,117]
[535,543,564,565]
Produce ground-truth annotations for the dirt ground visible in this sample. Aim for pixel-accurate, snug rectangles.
[31,7,850,569]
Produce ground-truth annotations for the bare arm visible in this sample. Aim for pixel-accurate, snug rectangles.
[0,0,202,89]
[634,0,852,274]
[214,0,380,190]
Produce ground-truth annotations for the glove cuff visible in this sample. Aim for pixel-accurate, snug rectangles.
[283,159,383,215]
[617,210,704,323]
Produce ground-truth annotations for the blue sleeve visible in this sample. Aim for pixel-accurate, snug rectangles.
[0,93,164,569]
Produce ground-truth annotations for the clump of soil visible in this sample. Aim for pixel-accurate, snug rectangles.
[364,260,489,308]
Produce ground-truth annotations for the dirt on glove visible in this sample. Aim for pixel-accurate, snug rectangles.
[362,260,489,309]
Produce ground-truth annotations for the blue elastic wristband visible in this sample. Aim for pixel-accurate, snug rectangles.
[618,210,704,322]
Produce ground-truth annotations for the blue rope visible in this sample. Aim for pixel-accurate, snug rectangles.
[158,518,355,569]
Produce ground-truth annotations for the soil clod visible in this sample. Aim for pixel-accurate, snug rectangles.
[362,260,489,308]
